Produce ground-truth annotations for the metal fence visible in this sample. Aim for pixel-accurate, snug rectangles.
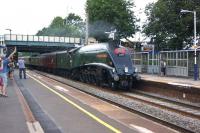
[131,50,200,78]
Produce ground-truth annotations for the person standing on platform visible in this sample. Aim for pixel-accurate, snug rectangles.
[0,47,16,97]
[160,59,166,76]
[18,57,26,79]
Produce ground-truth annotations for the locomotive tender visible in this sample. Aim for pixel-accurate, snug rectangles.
[25,42,140,90]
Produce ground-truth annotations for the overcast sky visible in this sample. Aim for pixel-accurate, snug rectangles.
[0,0,156,35]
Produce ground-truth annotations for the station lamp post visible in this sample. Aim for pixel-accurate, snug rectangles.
[180,9,198,80]
[5,28,12,40]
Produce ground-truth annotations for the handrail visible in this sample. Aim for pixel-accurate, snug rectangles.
[4,34,81,44]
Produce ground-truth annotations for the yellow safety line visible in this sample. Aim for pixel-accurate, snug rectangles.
[27,73,121,133]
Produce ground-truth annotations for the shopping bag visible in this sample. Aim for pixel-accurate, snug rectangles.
[0,78,3,86]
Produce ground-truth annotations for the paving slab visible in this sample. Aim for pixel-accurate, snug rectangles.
[0,79,29,133]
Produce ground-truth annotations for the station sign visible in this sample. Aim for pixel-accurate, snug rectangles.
[141,44,154,51]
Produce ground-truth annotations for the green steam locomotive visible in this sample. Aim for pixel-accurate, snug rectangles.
[25,42,140,90]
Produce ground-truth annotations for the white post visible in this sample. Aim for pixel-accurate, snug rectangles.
[194,11,198,80]
[152,45,154,74]
[194,11,197,48]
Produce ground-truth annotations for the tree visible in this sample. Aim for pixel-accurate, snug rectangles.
[86,0,138,42]
[65,13,83,25]
[36,14,85,37]
[65,13,85,37]
[50,17,64,28]
[143,0,200,50]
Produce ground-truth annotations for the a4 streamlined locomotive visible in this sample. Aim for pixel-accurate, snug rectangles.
[25,42,140,90]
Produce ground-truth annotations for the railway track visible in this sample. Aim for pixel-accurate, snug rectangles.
[120,91,200,120]
[31,70,200,133]
[86,85,200,120]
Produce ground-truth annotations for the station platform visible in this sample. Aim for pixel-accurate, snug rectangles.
[140,73,200,89]
[0,79,29,133]
[2,70,197,133]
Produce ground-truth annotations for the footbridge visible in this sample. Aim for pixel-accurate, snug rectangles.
[2,34,82,53]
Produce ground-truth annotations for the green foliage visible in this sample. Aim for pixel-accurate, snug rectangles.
[36,14,85,37]
[50,17,64,28]
[86,0,138,42]
[143,0,200,50]
[65,13,83,26]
